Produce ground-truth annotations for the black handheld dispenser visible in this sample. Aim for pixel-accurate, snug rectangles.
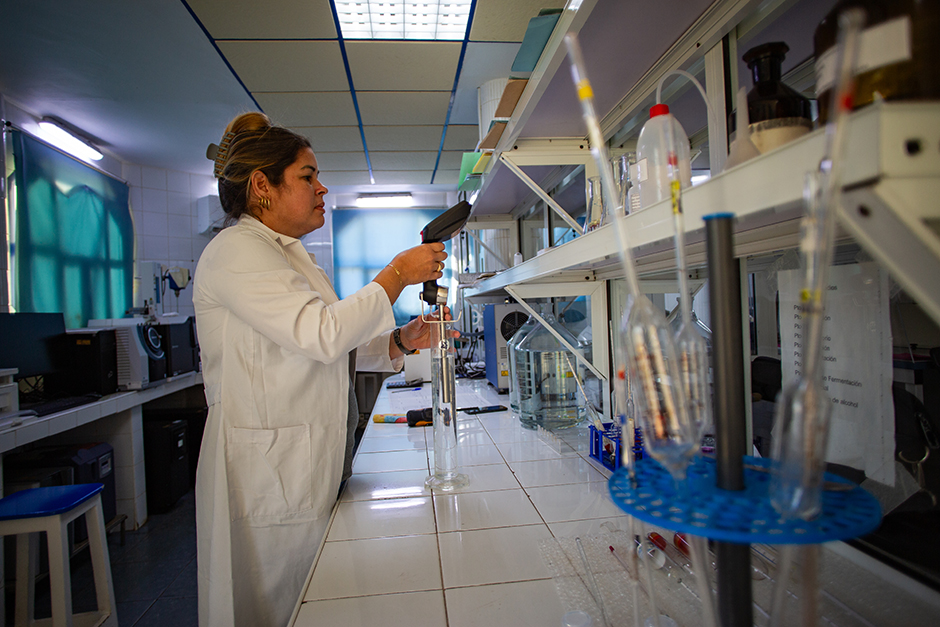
[420,200,472,306]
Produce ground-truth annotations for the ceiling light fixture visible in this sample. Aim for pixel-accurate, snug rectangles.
[355,193,415,208]
[37,118,103,162]
[334,1,473,40]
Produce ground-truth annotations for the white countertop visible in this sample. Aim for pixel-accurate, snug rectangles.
[291,376,625,627]
[0,371,204,453]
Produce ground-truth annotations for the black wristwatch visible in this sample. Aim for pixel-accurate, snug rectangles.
[393,327,417,355]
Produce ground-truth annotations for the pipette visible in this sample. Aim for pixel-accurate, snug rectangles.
[769,7,864,522]
[661,107,712,445]
[564,33,697,484]
[768,9,865,627]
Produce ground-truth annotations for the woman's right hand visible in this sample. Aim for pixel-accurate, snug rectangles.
[389,243,448,286]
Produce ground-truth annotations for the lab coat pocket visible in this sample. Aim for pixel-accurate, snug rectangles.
[227,424,313,521]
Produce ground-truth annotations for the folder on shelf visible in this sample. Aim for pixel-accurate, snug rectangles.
[477,120,507,151]
[494,79,528,119]
[510,9,563,76]
[458,152,483,192]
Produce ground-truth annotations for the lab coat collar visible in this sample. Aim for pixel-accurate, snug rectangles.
[237,215,303,248]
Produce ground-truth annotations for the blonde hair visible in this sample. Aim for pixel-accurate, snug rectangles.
[216,112,311,226]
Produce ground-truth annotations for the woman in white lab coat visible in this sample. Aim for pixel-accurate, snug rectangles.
[193,112,450,627]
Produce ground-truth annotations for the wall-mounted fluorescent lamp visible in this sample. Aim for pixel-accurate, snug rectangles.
[37,118,103,162]
[355,193,414,208]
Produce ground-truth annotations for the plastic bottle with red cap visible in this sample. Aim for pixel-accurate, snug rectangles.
[633,103,692,211]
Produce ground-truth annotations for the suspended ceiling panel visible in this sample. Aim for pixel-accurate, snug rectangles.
[0,0,257,174]
[371,151,438,171]
[183,0,338,40]
[291,126,364,152]
[443,125,480,151]
[373,171,435,185]
[344,41,462,91]
[321,171,374,186]
[450,42,524,126]
[438,151,465,170]
[356,92,452,126]
[469,0,567,42]
[364,126,445,152]
[216,41,348,92]
[254,92,358,127]
[315,151,370,171]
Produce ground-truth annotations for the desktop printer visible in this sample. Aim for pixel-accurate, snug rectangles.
[88,318,165,390]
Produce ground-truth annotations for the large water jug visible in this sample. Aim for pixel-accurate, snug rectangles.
[507,313,538,414]
[514,312,584,430]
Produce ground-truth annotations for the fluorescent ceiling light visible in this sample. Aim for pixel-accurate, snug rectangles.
[356,193,415,208]
[37,119,103,162]
[334,1,472,40]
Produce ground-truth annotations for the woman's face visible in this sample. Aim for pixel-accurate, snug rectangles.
[262,147,328,239]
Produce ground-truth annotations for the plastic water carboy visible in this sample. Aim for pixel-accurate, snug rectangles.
[633,104,692,211]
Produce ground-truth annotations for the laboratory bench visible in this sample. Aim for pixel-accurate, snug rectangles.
[0,370,204,530]
[290,375,940,627]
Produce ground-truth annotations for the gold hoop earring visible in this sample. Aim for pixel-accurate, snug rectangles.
[259,197,271,211]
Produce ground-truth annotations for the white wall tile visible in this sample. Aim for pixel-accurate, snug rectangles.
[168,236,192,261]
[191,174,217,201]
[122,163,142,187]
[142,235,168,260]
[167,212,193,235]
[167,191,190,216]
[142,210,168,237]
[128,185,142,213]
[141,188,168,213]
[141,166,167,189]
[167,170,190,194]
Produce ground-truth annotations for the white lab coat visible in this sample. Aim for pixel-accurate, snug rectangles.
[192,216,401,627]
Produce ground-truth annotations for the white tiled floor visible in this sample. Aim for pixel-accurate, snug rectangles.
[293,378,622,627]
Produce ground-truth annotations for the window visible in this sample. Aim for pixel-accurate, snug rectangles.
[333,207,450,326]
[7,130,133,328]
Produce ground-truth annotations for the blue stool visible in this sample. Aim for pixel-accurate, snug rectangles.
[0,484,117,627]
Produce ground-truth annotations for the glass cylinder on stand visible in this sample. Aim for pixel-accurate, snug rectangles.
[426,312,469,491]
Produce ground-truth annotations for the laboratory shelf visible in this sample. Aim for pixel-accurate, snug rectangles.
[465,102,940,323]
[608,455,883,546]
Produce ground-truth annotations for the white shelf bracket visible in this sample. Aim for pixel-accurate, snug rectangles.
[504,284,607,382]
[499,154,583,234]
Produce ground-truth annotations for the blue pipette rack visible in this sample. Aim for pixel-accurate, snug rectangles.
[608,455,882,545]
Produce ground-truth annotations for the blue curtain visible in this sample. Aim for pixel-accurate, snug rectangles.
[9,131,133,329]
[333,208,448,326]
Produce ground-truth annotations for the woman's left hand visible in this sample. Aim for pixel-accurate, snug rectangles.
[399,306,461,352]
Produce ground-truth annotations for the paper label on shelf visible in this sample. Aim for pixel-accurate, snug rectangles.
[815,16,912,94]
[631,159,648,183]
[778,263,894,485]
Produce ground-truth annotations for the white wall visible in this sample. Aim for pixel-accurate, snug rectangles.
[123,162,217,320]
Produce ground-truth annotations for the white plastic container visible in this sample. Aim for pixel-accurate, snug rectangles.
[633,103,692,210]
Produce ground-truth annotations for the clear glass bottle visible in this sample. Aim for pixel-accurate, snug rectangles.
[515,312,585,430]
[583,176,605,233]
[507,313,537,414]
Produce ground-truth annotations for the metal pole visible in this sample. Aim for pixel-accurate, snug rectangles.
[705,213,752,627]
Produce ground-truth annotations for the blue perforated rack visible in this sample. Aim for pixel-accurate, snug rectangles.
[608,455,882,545]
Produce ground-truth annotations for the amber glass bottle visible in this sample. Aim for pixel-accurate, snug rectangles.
[729,42,813,153]
[815,0,940,122]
